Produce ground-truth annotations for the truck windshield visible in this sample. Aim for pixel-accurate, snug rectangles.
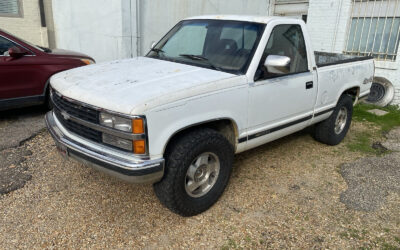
[147,20,265,75]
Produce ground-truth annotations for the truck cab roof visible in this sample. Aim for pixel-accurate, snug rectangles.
[184,15,292,24]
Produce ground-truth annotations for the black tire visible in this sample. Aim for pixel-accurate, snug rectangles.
[312,95,353,146]
[154,128,234,216]
[44,86,53,110]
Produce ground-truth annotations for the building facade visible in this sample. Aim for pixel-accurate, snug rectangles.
[0,0,55,47]
[1,0,399,106]
[273,0,400,105]
[51,0,272,62]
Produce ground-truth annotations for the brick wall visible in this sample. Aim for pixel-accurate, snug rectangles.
[0,0,49,47]
[307,0,400,106]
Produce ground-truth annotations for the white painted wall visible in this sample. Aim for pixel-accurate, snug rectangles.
[306,0,400,105]
[52,0,133,62]
[0,0,49,46]
[138,0,272,55]
[52,0,271,62]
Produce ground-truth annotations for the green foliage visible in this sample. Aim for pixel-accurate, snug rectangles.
[353,104,400,133]
[347,133,377,155]
[347,103,400,155]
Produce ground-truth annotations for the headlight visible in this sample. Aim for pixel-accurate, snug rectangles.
[102,133,132,151]
[81,59,95,65]
[100,112,147,154]
[100,112,132,132]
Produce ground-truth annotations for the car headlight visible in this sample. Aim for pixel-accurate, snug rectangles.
[102,133,133,151]
[100,112,147,154]
[100,112,132,132]
[81,59,95,65]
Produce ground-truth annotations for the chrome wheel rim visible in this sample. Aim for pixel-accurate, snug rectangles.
[185,152,220,198]
[334,107,348,135]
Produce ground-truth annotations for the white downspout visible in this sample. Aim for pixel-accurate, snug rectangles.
[136,0,141,57]
[332,0,344,52]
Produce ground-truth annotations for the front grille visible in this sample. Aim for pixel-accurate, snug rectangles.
[54,107,102,143]
[51,90,102,143]
[51,90,98,123]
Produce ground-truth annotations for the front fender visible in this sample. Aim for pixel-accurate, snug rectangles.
[144,86,247,159]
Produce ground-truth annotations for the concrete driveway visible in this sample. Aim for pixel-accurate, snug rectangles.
[0,106,47,150]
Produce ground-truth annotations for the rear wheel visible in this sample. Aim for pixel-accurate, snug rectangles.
[154,128,234,216]
[312,95,353,146]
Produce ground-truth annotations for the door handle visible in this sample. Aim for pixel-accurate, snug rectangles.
[306,81,313,89]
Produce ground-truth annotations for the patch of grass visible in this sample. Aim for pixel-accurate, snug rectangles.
[349,229,363,240]
[347,103,400,155]
[347,133,377,155]
[381,242,399,250]
[339,231,349,239]
[221,238,241,250]
[353,104,400,133]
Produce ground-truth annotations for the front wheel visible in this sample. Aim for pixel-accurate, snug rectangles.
[154,128,234,216]
[312,95,353,146]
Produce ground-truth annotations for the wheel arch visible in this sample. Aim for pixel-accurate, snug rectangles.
[341,86,360,105]
[162,118,239,157]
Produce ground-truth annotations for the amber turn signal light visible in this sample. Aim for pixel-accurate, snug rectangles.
[133,140,146,154]
[132,119,144,134]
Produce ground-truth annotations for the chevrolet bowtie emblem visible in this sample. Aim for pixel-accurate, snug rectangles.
[61,111,70,120]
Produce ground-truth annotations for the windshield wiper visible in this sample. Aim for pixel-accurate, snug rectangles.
[179,54,222,71]
[150,48,165,54]
[37,45,52,53]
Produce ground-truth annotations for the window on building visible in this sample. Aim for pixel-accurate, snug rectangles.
[345,0,400,61]
[0,0,22,17]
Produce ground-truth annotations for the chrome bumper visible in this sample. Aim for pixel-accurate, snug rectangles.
[45,111,164,184]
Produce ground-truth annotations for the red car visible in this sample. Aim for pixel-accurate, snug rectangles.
[0,29,95,110]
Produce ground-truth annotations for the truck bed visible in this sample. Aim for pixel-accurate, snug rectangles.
[315,51,373,67]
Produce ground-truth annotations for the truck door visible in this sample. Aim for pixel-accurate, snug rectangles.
[246,24,317,145]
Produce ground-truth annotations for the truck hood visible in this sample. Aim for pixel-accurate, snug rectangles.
[50,57,239,114]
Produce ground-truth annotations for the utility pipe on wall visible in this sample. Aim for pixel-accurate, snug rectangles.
[135,0,141,57]
[332,0,344,52]
[129,0,141,57]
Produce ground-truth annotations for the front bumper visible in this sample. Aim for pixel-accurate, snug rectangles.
[45,111,164,184]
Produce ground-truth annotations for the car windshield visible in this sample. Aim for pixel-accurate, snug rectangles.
[147,20,265,75]
[0,29,47,52]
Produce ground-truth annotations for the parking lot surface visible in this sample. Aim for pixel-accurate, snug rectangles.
[0,107,46,195]
[0,117,399,249]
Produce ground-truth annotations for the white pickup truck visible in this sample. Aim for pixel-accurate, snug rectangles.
[46,15,374,216]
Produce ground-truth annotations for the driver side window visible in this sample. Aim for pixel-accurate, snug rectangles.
[0,36,16,56]
[259,24,308,79]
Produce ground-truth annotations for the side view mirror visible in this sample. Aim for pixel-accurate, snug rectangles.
[264,55,291,75]
[150,41,156,50]
[9,46,27,59]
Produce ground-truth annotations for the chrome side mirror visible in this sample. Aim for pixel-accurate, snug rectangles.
[150,41,156,49]
[264,55,291,75]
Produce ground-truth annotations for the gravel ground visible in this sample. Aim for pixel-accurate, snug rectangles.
[340,152,400,211]
[0,122,399,249]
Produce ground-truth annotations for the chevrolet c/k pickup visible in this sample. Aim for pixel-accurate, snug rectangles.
[45,16,374,216]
